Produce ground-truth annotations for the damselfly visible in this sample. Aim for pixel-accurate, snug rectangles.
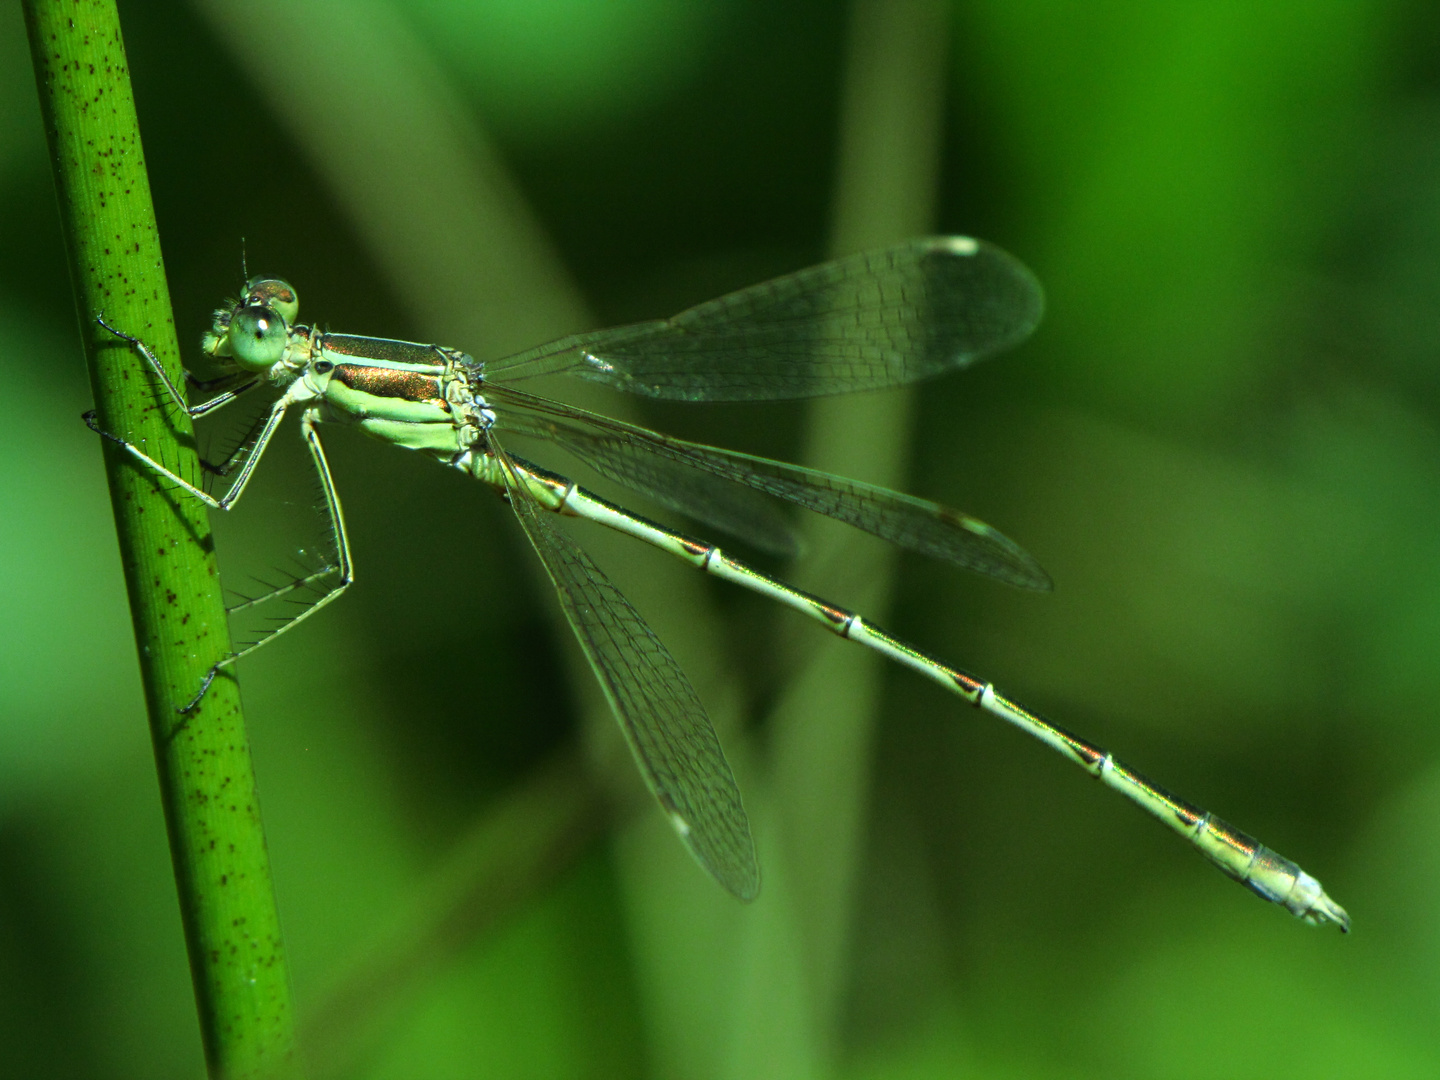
[88,237,1348,929]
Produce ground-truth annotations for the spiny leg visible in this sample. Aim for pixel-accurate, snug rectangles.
[85,390,294,513]
[90,319,348,709]
[187,368,264,400]
[507,462,1348,929]
[185,407,355,712]
[95,313,260,419]
[88,315,328,710]
[198,405,277,480]
[87,314,291,511]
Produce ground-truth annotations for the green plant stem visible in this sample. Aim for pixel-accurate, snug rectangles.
[22,3,299,1077]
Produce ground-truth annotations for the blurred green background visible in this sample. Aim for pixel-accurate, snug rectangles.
[4,0,1440,1076]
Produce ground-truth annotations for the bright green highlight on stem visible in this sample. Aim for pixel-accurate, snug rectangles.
[21,3,299,1076]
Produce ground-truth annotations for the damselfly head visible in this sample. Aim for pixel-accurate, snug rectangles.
[201,278,299,371]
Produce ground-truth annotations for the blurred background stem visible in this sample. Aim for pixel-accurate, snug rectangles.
[727,1,951,1074]
[303,748,608,1077]
[22,3,298,1076]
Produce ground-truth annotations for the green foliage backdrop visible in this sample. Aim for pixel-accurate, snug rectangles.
[3,1,1438,1076]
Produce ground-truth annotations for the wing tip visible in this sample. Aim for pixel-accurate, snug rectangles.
[724,863,762,903]
[921,234,1047,351]
[669,808,762,901]
[935,235,982,257]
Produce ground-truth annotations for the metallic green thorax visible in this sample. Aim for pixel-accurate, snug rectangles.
[201,284,555,503]
[309,342,488,458]
[207,311,490,459]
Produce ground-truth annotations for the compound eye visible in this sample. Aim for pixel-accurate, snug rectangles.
[228,305,289,371]
[243,277,299,324]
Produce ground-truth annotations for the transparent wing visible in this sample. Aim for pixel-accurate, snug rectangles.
[491,385,1051,590]
[486,237,1043,401]
[497,441,760,900]
[494,388,796,557]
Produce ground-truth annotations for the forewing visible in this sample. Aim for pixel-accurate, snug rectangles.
[487,237,1043,401]
[493,394,795,556]
[492,386,1051,590]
